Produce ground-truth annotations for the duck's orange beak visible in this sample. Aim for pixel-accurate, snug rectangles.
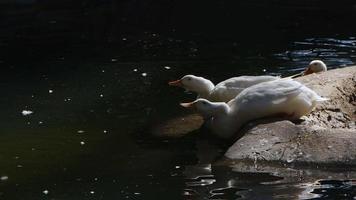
[303,67,313,75]
[180,102,195,108]
[168,79,183,87]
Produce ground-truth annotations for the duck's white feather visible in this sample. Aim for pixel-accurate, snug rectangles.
[209,76,280,102]
[189,79,328,138]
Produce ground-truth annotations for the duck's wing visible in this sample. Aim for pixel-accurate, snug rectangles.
[237,79,304,107]
[216,76,280,89]
[211,76,280,102]
[210,85,245,102]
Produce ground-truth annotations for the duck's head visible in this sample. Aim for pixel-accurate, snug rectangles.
[180,98,229,117]
[168,75,214,94]
[304,60,327,75]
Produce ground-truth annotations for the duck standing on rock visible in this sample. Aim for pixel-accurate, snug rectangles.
[180,79,328,139]
[168,75,279,102]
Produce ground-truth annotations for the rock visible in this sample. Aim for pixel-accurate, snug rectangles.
[226,66,356,166]
[152,114,203,138]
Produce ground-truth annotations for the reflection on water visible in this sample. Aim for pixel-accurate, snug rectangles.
[0,35,356,199]
[274,37,356,74]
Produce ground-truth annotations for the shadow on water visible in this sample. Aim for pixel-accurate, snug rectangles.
[0,1,356,199]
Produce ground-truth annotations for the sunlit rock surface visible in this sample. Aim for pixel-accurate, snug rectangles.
[226,66,356,166]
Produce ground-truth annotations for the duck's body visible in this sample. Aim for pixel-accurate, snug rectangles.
[181,79,328,138]
[169,75,279,102]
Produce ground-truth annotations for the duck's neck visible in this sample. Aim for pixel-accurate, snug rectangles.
[196,79,215,99]
[211,102,231,117]
[209,106,249,139]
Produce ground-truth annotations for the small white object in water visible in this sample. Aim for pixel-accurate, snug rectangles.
[100,94,104,98]
[287,157,294,163]
[141,73,147,77]
[22,110,33,116]
[262,69,267,72]
[0,176,9,181]
[49,89,53,93]
[39,121,43,124]
[111,58,117,62]
[103,130,108,134]
[42,190,49,195]
[90,191,95,194]
[80,141,85,145]
[164,66,171,70]
[77,130,85,134]
[122,37,127,41]
[175,165,180,169]
[133,69,138,72]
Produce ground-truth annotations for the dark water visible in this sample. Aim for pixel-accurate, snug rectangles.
[1,1,356,199]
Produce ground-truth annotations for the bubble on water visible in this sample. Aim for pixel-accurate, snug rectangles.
[80,141,85,145]
[141,73,147,77]
[134,192,141,195]
[133,69,138,72]
[22,110,33,116]
[164,66,171,70]
[103,130,108,134]
[100,94,104,98]
[38,121,43,124]
[77,130,85,134]
[262,69,267,72]
[175,165,180,169]
[49,89,53,94]
[17,165,23,168]
[90,191,95,194]
[122,38,127,41]
[0,176,8,181]
[42,190,49,195]
[102,70,105,73]
[111,58,117,62]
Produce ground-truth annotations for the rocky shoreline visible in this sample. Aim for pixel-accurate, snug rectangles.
[225,66,356,166]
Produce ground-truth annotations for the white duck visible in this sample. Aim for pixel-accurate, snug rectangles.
[169,75,279,102]
[304,60,327,75]
[180,79,328,139]
[289,60,327,78]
